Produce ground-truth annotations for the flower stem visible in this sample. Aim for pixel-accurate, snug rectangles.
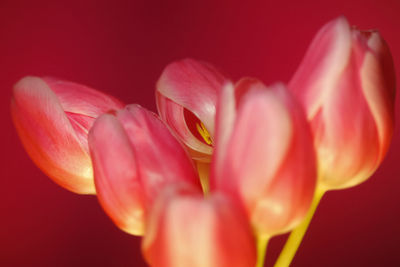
[256,235,269,267]
[273,186,326,267]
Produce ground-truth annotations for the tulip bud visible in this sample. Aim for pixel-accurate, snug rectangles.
[88,105,202,235]
[211,79,317,237]
[142,184,257,267]
[156,58,229,162]
[11,76,124,194]
[289,17,396,190]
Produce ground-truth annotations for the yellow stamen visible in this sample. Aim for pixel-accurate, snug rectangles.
[196,122,212,145]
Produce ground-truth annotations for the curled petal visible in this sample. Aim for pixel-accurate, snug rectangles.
[142,184,257,267]
[89,105,202,235]
[156,59,228,161]
[11,76,123,194]
[156,94,212,161]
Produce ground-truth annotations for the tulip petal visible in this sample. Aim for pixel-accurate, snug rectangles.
[314,41,380,188]
[89,113,145,235]
[43,77,125,152]
[44,77,124,119]
[89,105,202,235]
[156,59,228,161]
[212,80,316,235]
[214,81,293,197]
[289,17,396,189]
[11,77,95,194]
[359,32,396,163]
[210,82,236,185]
[143,184,257,267]
[156,93,213,161]
[289,16,352,119]
[120,105,202,200]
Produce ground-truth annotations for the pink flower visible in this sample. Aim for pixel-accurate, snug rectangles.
[11,76,124,194]
[88,105,202,235]
[156,58,228,162]
[289,17,396,190]
[210,78,317,236]
[142,184,257,267]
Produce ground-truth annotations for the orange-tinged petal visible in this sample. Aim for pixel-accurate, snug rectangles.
[11,76,123,194]
[289,17,396,189]
[142,184,257,267]
[89,105,202,235]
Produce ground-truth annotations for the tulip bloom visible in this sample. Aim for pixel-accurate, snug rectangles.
[156,58,228,162]
[289,17,396,190]
[11,76,124,194]
[88,105,202,235]
[142,184,257,267]
[211,79,317,237]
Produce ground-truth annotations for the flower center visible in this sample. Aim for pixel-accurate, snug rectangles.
[196,122,212,145]
[184,109,213,146]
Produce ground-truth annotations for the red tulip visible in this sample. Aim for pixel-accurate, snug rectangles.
[142,184,257,267]
[11,76,124,194]
[289,17,396,190]
[211,79,317,236]
[88,105,202,235]
[156,58,229,162]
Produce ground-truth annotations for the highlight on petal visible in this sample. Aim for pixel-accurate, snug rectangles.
[88,105,202,235]
[211,79,316,236]
[210,82,236,184]
[156,58,229,162]
[142,184,257,267]
[11,76,124,194]
[289,16,396,189]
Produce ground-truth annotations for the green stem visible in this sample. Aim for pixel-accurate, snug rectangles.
[256,235,269,267]
[273,186,326,267]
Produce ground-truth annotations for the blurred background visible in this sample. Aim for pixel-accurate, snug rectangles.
[2,0,400,266]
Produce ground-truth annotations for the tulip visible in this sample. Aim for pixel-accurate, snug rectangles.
[156,58,228,163]
[210,78,317,237]
[11,76,124,194]
[142,184,257,267]
[289,16,396,190]
[274,17,396,267]
[88,105,202,235]
[156,59,229,192]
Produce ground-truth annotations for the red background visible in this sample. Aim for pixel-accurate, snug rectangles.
[2,0,400,266]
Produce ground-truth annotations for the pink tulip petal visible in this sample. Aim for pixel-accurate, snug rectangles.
[314,43,380,188]
[157,59,227,134]
[156,92,213,161]
[119,104,202,201]
[217,81,293,199]
[143,184,257,267]
[156,59,229,160]
[359,31,396,163]
[289,16,352,119]
[210,82,236,186]
[89,113,145,235]
[212,80,316,236]
[43,77,124,153]
[289,17,396,189]
[11,77,95,194]
[89,105,202,235]
[251,85,316,234]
